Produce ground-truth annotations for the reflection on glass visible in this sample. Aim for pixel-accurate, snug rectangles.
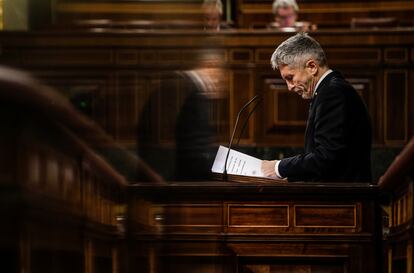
[137,66,228,181]
[0,0,3,30]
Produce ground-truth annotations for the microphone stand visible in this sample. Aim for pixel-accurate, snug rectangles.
[223,94,261,181]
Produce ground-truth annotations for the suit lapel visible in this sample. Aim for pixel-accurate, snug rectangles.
[303,71,339,149]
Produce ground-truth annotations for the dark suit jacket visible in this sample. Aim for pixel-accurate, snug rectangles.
[279,71,372,182]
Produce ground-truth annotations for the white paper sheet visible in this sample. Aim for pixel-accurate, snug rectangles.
[211,145,264,177]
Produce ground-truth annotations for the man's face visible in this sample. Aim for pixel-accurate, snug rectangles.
[275,6,297,28]
[204,9,221,30]
[279,63,316,100]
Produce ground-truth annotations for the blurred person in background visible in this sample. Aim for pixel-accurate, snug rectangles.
[270,0,316,31]
[202,0,231,31]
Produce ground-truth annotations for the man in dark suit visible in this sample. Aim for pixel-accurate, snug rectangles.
[261,33,372,182]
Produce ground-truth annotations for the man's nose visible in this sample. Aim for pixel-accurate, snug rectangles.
[287,82,295,91]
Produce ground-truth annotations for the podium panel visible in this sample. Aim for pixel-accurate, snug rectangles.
[128,181,381,273]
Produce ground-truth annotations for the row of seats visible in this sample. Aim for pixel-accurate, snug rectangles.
[54,17,400,32]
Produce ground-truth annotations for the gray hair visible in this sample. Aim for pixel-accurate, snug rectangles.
[202,0,223,15]
[272,0,299,15]
[270,33,327,70]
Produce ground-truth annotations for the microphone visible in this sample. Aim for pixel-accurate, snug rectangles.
[223,94,261,180]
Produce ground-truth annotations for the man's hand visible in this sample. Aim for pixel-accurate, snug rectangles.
[261,160,277,177]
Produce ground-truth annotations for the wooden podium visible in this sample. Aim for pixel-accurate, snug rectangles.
[127,179,381,273]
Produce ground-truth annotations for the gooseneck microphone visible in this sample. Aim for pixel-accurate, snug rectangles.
[223,94,261,180]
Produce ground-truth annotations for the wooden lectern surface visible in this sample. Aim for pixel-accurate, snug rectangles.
[127,180,381,273]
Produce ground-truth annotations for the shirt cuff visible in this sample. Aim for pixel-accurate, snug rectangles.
[274,160,283,179]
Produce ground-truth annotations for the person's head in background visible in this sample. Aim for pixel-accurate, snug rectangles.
[202,0,223,31]
[272,0,299,28]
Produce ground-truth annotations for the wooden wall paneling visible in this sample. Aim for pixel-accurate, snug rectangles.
[412,47,414,64]
[257,73,307,146]
[136,73,161,147]
[272,85,307,127]
[20,228,31,273]
[227,204,289,228]
[294,204,357,228]
[83,163,93,220]
[116,71,139,143]
[150,203,223,232]
[128,199,232,273]
[375,71,386,146]
[135,71,195,146]
[340,71,382,145]
[229,49,253,65]
[229,69,255,144]
[325,48,381,66]
[116,50,139,65]
[32,70,112,138]
[229,51,256,144]
[238,255,348,273]
[208,88,230,143]
[140,50,158,65]
[106,72,118,140]
[225,201,364,234]
[384,48,409,65]
[230,233,373,272]
[384,70,408,145]
[29,224,85,273]
[187,66,230,143]
[410,69,414,138]
[89,239,116,273]
[21,49,113,66]
[178,49,228,67]
[136,72,168,146]
[158,50,183,66]
[85,238,93,273]
[255,48,273,65]
[0,48,21,65]
[324,45,382,145]
[45,149,60,195]
[407,242,413,273]
[29,141,82,209]
[387,247,392,273]
[25,148,42,188]
[0,115,18,188]
[134,76,154,146]
[158,73,182,144]
[61,157,76,203]
[54,1,204,22]
[229,50,255,142]
[0,30,413,148]
[385,185,412,273]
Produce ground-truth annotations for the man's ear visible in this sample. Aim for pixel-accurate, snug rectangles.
[305,59,318,76]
